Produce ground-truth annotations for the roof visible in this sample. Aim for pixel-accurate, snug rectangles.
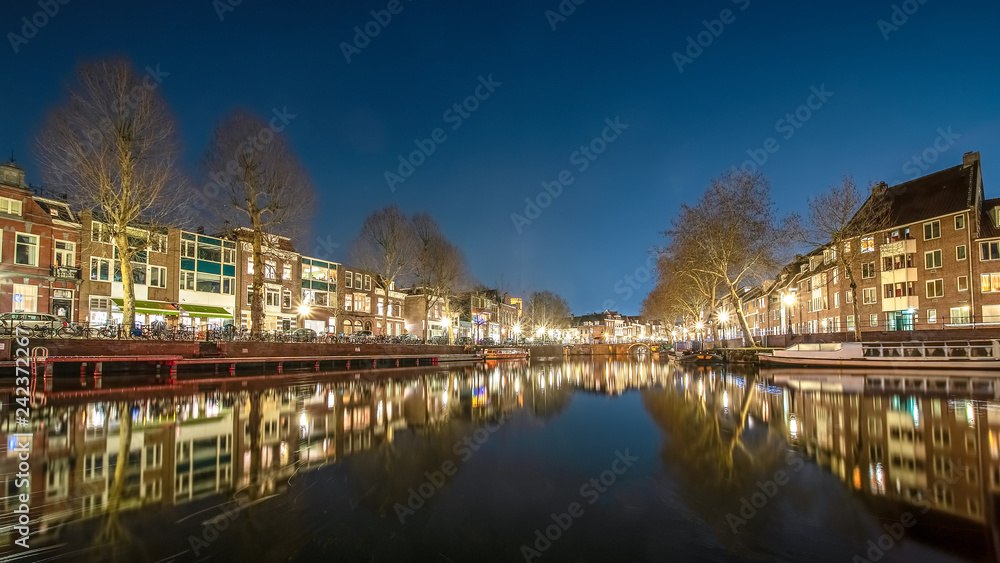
[980,197,1000,239]
[34,197,79,224]
[878,162,977,227]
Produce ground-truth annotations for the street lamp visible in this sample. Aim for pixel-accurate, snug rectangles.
[782,292,797,335]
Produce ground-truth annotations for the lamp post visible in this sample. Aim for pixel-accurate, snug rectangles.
[782,292,796,336]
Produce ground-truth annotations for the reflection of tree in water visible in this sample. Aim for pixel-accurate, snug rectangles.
[91,402,147,563]
[642,368,789,543]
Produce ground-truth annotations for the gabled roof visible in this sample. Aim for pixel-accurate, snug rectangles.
[881,162,978,227]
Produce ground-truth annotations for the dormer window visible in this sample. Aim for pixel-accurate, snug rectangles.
[0,197,22,216]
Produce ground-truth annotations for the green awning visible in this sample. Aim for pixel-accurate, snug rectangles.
[111,299,180,316]
[179,304,233,319]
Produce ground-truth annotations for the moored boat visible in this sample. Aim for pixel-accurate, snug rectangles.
[481,347,529,360]
[674,349,724,365]
[760,340,1000,369]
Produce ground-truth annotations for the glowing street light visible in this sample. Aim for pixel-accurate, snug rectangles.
[718,311,730,324]
[298,304,311,316]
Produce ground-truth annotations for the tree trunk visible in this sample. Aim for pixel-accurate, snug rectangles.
[842,259,862,342]
[709,284,720,347]
[116,234,136,334]
[250,227,265,336]
[728,284,758,348]
[108,403,133,513]
[382,280,390,336]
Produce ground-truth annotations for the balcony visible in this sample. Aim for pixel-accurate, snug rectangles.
[50,265,81,280]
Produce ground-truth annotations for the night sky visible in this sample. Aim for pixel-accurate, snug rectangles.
[2,0,998,315]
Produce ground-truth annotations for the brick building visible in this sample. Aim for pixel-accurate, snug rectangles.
[0,161,82,321]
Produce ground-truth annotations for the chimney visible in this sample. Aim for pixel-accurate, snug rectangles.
[964,151,981,167]
[196,225,205,234]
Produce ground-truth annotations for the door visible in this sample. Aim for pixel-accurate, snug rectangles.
[52,299,72,323]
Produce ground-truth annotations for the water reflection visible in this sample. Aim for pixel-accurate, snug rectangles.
[1,359,996,561]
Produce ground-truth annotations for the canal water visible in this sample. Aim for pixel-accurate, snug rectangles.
[0,358,996,562]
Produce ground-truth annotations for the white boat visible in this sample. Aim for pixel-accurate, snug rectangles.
[760,340,1000,369]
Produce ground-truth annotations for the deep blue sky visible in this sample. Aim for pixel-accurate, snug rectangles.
[2,0,998,315]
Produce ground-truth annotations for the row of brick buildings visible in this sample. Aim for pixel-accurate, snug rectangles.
[0,159,525,338]
[735,152,998,340]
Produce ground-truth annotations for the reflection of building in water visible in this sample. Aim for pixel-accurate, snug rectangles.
[761,374,1000,531]
[0,360,672,550]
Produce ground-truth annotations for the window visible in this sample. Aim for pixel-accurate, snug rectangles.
[11,284,37,313]
[144,444,162,468]
[344,293,353,311]
[846,290,853,303]
[925,250,942,269]
[951,307,971,324]
[926,279,944,298]
[0,196,22,216]
[247,258,254,274]
[223,248,236,264]
[246,287,254,306]
[958,276,968,292]
[862,262,876,279]
[847,315,855,331]
[91,222,111,243]
[832,268,839,284]
[283,264,292,281]
[843,240,852,253]
[345,271,353,289]
[870,314,878,327]
[984,273,1000,293]
[883,284,894,299]
[834,292,840,308]
[223,277,235,295]
[196,273,220,293]
[264,261,277,280]
[861,236,874,253]
[956,215,965,230]
[957,245,967,261]
[282,290,291,309]
[266,288,280,307]
[180,271,195,291]
[862,287,877,304]
[924,220,941,240]
[197,244,221,262]
[149,266,167,288]
[14,233,38,265]
[363,274,370,290]
[181,240,196,258]
[927,309,937,324]
[90,257,112,281]
[982,241,1000,261]
[54,241,75,267]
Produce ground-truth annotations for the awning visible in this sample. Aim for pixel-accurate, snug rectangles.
[111,299,180,316]
[179,304,233,319]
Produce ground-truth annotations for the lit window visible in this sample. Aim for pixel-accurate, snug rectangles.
[14,232,39,266]
[861,236,875,253]
[927,309,937,324]
[0,197,22,216]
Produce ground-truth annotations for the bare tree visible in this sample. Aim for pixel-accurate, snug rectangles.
[37,59,185,330]
[663,170,800,347]
[203,110,315,335]
[807,176,892,341]
[411,214,471,340]
[350,206,418,335]
[526,290,571,334]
